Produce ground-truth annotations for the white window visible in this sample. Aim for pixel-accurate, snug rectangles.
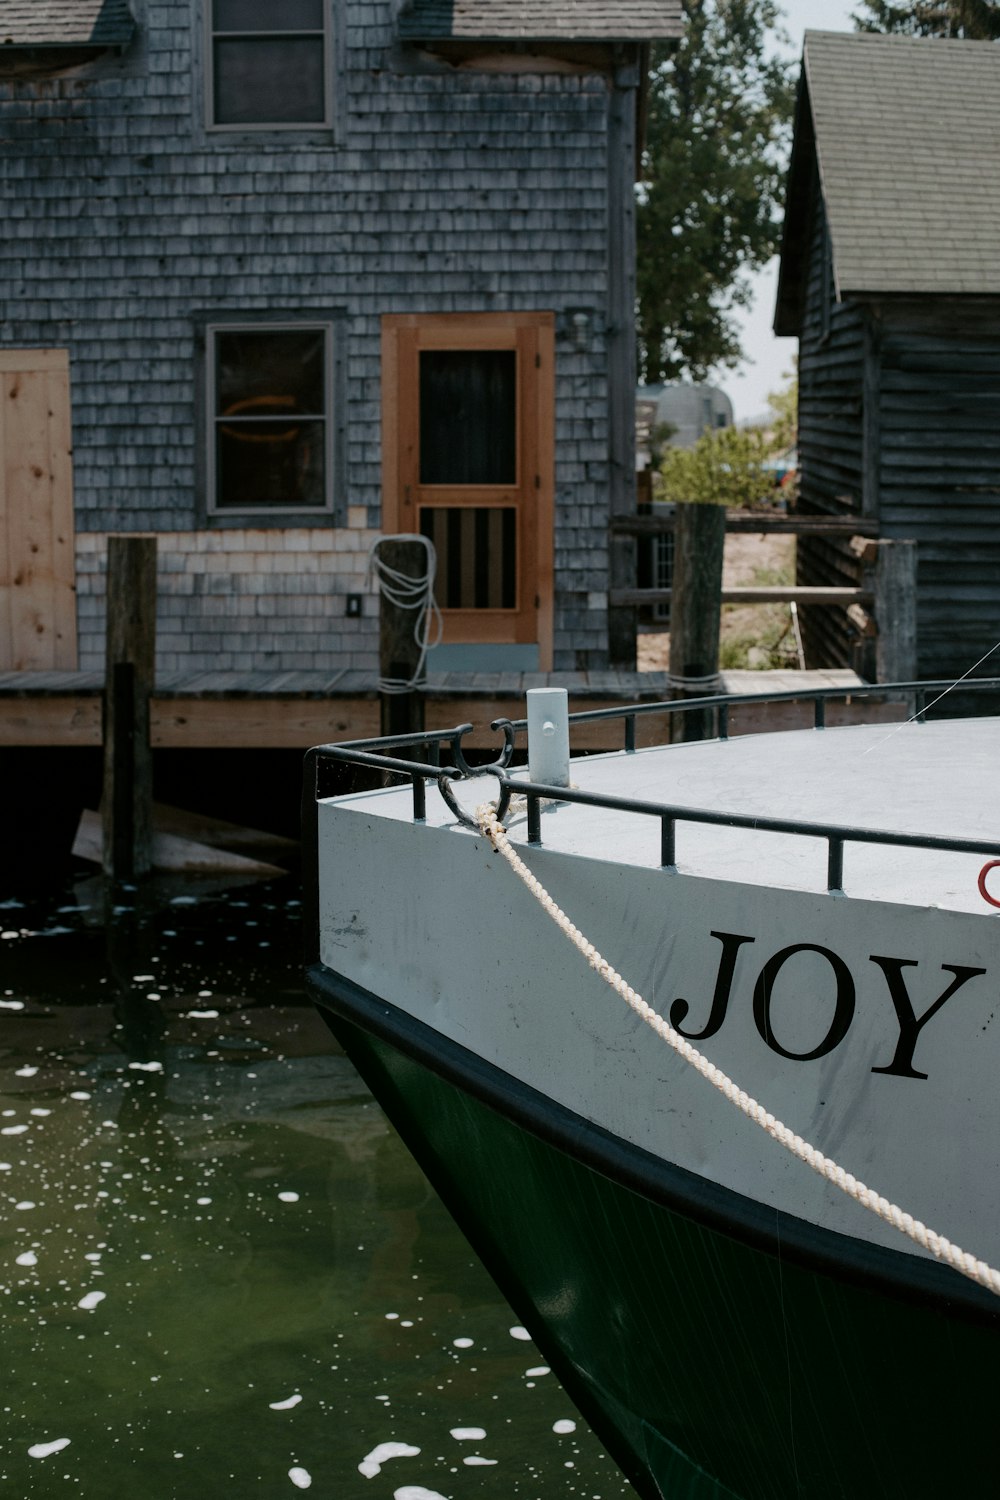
[207,324,333,514]
[208,0,330,130]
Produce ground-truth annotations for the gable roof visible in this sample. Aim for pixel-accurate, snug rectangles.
[399,1,683,43]
[0,0,134,48]
[775,30,1000,333]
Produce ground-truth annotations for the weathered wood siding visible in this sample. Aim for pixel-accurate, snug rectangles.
[794,180,867,670]
[878,304,1000,682]
[0,1,628,673]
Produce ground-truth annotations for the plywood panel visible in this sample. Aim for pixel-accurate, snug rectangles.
[0,350,77,671]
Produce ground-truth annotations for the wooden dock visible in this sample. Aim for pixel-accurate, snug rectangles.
[0,666,886,753]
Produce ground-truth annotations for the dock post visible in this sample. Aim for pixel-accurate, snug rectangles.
[102,535,157,880]
[377,537,427,739]
[668,501,726,742]
[874,539,917,686]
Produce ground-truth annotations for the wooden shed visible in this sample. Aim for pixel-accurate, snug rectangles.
[774,30,1000,683]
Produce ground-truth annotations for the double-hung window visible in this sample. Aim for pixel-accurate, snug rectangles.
[208,0,329,130]
[207,324,333,515]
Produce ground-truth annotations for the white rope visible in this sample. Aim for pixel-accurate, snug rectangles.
[367,535,443,694]
[476,801,1000,1299]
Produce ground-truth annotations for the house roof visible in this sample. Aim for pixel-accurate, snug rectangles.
[399,1,683,43]
[774,30,1000,333]
[0,1,134,48]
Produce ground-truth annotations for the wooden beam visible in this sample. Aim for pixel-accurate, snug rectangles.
[611,586,874,608]
[149,696,381,749]
[0,695,101,746]
[874,539,917,684]
[610,511,879,538]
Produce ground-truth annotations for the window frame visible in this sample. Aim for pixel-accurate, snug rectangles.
[198,313,345,527]
[204,0,334,135]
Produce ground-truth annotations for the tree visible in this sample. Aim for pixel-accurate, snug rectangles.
[852,1,1000,36]
[636,1,795,384]
[658,423,779,508]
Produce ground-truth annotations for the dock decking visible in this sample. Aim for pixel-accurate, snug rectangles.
[0,667,887,751]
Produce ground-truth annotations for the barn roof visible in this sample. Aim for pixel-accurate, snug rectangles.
[0,0,134,48]
[775,30,1000,333]
[399,1,683,43]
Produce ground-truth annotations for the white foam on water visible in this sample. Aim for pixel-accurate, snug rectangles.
[269,1394,302,1410]
[69,1092,91,1101]
[30,1108,51,1117]
[393,1488,448,1500]
[128,1061,163,1072]
[1,933,20,943]
[509,1326,532,1341]
[358,1441,421,1478]
[15,1201,36,1210]
[16,1250,38,1266]
[449,1428,486,1441]
[187,1010,219,1019]
[525,1366,550,1377]
[552,1419,577,1434]
[78,1290,106,1311]
[452,1337,473,1348]
[0,1162,11,1171]
[15,1066,38,1077]
[169,896,197,905]
[0,1000,24,1010]
[132,975,155,982]
[288,1466,312,1489]
[28,1439,70,1458]
[2,1125,29,1135]
[197,1197,211,1206]
[278,1192,299,1203]
[463,1457,498,1466]
[385,1312,399,1320]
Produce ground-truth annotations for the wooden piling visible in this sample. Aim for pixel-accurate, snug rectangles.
[874,539,917,685]
[377,537,427,738]
[668,502,727,741]
[102,535,157,879]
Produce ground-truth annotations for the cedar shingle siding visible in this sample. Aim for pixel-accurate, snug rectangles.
[0,0,664,674]
[0,1,134,48]
[777,31,1000,687]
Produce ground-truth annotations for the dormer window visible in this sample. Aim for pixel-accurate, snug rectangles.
[208,0,329,129]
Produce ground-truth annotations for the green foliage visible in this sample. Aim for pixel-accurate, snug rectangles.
[765,367,797,454]
[657,422,778,508]
[636,1,796,383]
[852,1,1000,36]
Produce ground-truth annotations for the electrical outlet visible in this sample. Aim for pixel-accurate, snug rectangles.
[345,594,363,618]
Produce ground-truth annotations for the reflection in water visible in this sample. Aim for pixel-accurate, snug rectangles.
[0,877,630,1497]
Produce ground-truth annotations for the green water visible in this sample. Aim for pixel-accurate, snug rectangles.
[0,873,631,1499]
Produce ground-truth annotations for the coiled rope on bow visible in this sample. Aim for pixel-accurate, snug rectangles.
[367,534,443,694]
[475,800,1000,1299]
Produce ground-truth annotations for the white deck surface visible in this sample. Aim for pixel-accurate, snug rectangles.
[331,719,1000,914]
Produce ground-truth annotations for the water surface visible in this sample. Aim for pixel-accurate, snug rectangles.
[0,874,632,1498]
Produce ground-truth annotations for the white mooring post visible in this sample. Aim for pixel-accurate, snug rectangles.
[527,687,570,788]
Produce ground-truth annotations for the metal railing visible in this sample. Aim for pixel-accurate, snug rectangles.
[306,678,1000,896]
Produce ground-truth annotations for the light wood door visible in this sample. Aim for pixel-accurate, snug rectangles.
[0,349,77,670]
[382,313,554,667]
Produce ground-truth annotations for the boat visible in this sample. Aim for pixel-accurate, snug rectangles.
[304,681,1000,1500]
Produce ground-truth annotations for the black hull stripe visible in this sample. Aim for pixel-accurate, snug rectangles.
[307,961,1000,1328]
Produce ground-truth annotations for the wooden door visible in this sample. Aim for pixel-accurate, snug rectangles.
[382,313,554,667]
[0,349,77,670]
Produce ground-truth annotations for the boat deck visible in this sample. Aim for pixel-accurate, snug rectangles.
[333,718,1000,915]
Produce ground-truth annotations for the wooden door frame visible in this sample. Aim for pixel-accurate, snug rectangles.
[381,311,554,669]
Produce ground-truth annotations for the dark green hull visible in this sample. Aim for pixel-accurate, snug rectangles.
[310,967,1000,1500]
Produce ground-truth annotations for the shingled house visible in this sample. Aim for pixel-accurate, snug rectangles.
[775,30,1000,682]
[0,0,681,679]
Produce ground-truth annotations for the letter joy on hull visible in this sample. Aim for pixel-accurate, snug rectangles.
[666,931,987,1081]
